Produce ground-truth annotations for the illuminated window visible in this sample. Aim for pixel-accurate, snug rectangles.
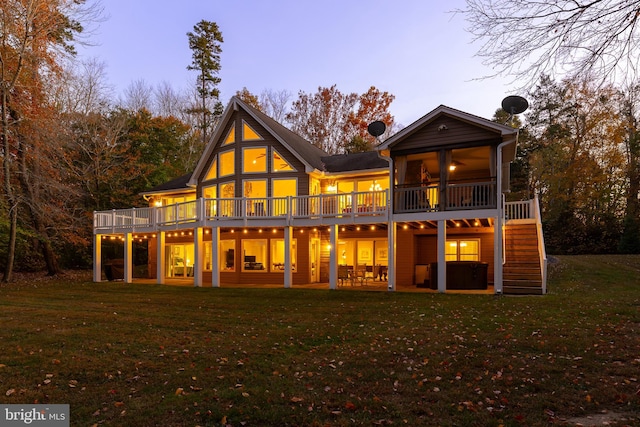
[244,180,267,216]
[243,147,267,173]
[272,149,296,172]
[242,121,262,141]
[446,239,480,261]
[204,242,212,271]
[242,240,267,271]
[219,150,234,177]
[220,240,235,271]
[203,185,217,216]
[204,155,217,180]
[219,182,235,216]
[222,127,235,145]
[271,239,297,271]
[272,179,296,215]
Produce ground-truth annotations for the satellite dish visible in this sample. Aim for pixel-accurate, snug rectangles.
[501,95,529,115]
[367,121,386,138]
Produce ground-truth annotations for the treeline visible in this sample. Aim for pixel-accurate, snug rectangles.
[511,75,640,255]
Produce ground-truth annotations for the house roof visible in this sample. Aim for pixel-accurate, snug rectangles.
[189,97,329,186]
[142,172,193,196]
[321,151,388,173]
[378,104,518,151]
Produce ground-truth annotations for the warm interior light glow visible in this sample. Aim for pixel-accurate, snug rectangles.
[449,164,457,171]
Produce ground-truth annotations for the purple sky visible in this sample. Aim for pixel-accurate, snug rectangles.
[78,0,520,127]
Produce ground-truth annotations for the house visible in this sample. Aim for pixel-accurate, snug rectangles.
[93,97,547,294]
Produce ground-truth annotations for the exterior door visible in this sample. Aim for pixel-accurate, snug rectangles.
[166,244,194,278]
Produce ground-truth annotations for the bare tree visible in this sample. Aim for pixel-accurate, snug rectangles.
[154,80,188,118]
[122,79,153,112]
[260,89,292,122]
[459,0,640,86]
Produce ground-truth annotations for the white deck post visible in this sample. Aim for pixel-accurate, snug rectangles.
[284,226,293,288]
[387,223,396,291]
[437,220,446,293]
[156,231,165,285]
[494,214,504,294]
[211,226,220,287]
[329,224,338,290]
[93,234,102,282]
[193,227,203,287]
[123,232,133,283]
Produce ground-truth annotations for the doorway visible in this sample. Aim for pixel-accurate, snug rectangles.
[166,244,194,278]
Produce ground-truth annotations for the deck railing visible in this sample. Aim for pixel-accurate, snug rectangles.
[94,190,390,232]
[94,189,539,233]
[394,181,496,213]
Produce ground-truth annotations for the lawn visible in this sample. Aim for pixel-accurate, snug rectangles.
[0,255,639,426]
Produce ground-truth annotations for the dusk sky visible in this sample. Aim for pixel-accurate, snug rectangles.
[78,0,522,127]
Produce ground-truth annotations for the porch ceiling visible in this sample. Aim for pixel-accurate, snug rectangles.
[400,218,494,230]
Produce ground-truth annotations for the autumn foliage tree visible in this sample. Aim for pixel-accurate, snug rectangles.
[286,85,395,154]
[1,0,90,281]
[520,75,628,253]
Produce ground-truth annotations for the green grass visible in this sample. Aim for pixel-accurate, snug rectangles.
[0,255,639,426]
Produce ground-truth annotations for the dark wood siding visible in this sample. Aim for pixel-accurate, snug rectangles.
[391,116,501,154]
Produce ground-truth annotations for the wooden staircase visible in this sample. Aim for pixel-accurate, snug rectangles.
[503,223,545,295]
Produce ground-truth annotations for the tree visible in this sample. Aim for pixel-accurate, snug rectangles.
[522,75,627,253]
[186,20,223,143]
[259,89,292,122]
[235,87,262,111]
[1,0,89,281]
[459,0,640,86]
[286,85,395,154]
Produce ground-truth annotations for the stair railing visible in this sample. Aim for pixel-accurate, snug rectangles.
[533,193,548,293]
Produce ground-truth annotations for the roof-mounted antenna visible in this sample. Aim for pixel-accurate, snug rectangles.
[367,120,386,143]
[501,95,529,125]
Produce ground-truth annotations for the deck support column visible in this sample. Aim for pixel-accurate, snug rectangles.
[193,228,204,287]
[387,223,396,291]
[124,232,133,283]
[284,226,293,288]
[437,220,446,293]
[329,224,338,290]
[156,231,165,285]
[494,213,503,294]
[93,234,102,282]
[211,227,220,287]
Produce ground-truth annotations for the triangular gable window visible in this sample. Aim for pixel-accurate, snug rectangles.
[272,149,296,172]
[222,127,235,146]
[242,121,262,141]
[204,155,217,180]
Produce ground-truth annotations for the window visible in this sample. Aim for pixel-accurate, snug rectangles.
[272,149,296,172]
[219,182,235,216]
[220,240,235,271]
[204,242,212,271]
[244,179,267,216]
[219,150,235,177]
[446,239,480,261]
[222,127,235,145]
[203,185,216,216]
[242,121,262,141]
[272,179,296,215]
[242,240,267,271]
[204,155,217,180]
[243,147,267,173]
[271,239,297,271]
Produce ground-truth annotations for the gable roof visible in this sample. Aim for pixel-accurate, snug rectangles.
[378,104,518,151]
[321,151,388,173]
[189,97,328,186]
